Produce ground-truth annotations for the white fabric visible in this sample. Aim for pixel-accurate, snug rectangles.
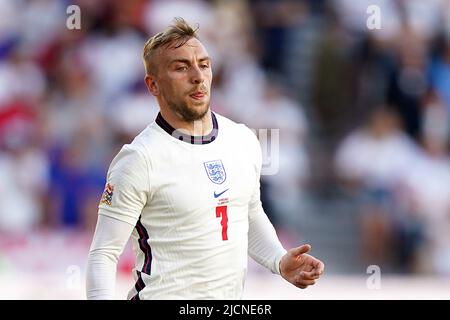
[86,113,286,300]
[86,215,134,300]
[335,129,417,189]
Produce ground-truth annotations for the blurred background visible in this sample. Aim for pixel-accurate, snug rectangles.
[1,0,450,299]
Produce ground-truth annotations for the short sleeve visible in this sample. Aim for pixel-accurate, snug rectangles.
[98,145,149,226]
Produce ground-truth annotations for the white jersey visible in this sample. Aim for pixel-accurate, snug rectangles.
[96,112,285,300]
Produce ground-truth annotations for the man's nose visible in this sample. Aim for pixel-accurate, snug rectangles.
[190,65,204,84]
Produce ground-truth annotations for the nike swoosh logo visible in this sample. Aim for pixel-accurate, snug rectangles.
[214,189,229,198]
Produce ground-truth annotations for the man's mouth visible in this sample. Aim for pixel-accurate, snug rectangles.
[189,91,207,100]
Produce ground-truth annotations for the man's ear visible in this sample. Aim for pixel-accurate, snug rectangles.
[144,75,159,96]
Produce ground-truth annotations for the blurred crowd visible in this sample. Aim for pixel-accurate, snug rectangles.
[0,0,449,276]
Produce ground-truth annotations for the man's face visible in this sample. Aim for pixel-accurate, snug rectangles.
[152,38,212,122]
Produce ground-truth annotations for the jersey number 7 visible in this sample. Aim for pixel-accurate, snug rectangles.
[215,206,228,241]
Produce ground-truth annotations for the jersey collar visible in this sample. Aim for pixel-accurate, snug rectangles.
[155,112,218,145]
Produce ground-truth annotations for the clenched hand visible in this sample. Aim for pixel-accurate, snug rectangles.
[279,244,324,289]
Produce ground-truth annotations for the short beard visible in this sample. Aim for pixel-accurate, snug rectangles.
[167,99,209,122]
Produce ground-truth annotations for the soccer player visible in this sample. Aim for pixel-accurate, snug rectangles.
[86,17,324,300]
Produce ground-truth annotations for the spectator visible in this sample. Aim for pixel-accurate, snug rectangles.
[334,107,418,271]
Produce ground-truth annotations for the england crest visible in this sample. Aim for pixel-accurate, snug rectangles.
[204,160,227,184]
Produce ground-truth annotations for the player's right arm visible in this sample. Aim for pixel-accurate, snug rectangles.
[86,145,149,299]
[86,215,135,299]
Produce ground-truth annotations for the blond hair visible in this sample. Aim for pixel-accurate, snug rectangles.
[143,17,199,75]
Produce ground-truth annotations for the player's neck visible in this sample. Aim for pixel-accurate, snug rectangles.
[159,109,213,137]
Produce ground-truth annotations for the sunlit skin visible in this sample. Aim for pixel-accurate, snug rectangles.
[144,37,325,289]
[279,244,325,289]
[144,37,213,136]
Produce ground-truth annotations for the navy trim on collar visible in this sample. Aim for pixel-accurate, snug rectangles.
[155,112,218,145]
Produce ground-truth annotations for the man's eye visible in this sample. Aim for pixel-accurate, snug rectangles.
[177,66,188,71]
[201,64,209,69]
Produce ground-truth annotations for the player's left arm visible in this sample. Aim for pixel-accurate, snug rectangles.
[246,128,324,289]
[247,184,324,289]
